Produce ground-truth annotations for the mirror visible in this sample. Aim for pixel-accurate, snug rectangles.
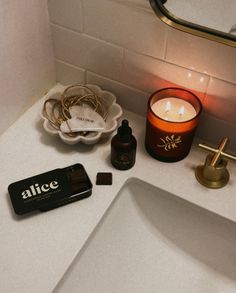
[149,0,236,47]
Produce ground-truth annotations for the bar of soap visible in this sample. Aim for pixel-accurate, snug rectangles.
[96,172,113,185]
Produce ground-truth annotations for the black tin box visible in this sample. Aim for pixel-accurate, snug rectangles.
[8,164,92,215]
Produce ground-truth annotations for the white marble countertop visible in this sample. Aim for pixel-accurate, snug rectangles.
[0,85,236,293]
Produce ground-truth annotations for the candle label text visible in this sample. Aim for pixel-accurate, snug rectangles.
[157,134,182,151]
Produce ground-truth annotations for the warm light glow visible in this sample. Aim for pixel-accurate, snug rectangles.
[200,76,205,83]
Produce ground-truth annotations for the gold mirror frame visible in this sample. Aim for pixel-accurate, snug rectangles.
[149,0,236,47]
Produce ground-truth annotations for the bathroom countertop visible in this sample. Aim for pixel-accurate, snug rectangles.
[0,85,236,293]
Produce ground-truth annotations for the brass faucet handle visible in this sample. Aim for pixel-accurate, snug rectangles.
[195,137,236,188]
[198,137,236,167]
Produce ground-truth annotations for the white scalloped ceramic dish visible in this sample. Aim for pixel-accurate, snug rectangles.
[41,84,123,145]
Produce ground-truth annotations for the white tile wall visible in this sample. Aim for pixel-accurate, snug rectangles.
[166,28,236,83]
[112,0,151,11]
[52,24,124,80]
[83,0,167,59]
[56,60,86,85]
[87,71,149,116]
[121,50,209,100]
[48,0,236,149]
[196,112,236,153]
[204,78,236,124]
[48,0,83,32]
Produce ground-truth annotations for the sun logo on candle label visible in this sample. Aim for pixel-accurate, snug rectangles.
[157,135,182,151]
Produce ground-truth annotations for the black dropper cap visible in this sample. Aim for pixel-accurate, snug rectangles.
[117,119,132,143]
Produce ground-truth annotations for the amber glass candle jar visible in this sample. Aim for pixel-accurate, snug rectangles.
[145,88,202,162]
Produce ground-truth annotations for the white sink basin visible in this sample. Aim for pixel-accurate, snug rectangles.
[54,178,236,293]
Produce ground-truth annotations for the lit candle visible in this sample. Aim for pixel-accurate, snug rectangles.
[145,88,202,162]
[151,97,197,122]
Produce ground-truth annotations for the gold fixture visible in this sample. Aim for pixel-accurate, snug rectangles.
[195,137,236,188]
[149,0,236,47]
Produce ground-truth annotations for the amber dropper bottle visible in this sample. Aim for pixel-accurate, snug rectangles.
[111,119,137,170]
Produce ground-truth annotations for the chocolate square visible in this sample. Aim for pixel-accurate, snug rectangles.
[96,172,113,185]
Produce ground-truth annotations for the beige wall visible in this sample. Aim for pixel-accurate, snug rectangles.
[0,0,55,135]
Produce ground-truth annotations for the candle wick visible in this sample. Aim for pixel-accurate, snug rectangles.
[178,106,185,118]
[165,101,171,113]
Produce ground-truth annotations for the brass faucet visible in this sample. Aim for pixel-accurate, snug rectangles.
[195,137,236,188]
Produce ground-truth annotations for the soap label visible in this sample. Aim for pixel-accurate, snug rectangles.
[8,169,69,215]
[21,180,60,200]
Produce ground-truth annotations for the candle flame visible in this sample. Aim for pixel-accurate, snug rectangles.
[178,105,185,116]
[165,101,171,113]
